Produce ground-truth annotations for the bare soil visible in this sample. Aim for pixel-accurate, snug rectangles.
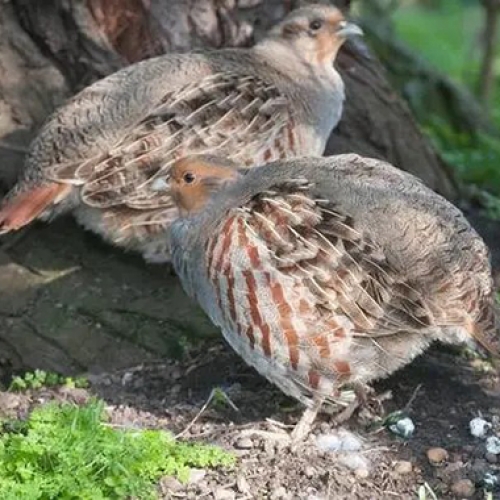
[0,201,499,499]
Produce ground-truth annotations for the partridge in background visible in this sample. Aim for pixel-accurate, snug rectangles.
[0,4,362,263]
[169,154,500,440]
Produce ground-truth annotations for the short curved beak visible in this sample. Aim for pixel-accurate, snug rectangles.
[336,21,363,39]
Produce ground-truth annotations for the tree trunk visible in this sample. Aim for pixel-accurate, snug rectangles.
[0,0,465,377]
[477,0,500,105]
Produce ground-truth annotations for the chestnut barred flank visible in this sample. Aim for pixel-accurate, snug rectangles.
[170,153,499,439]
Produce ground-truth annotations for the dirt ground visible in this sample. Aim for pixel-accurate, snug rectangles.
[0,192,499,499]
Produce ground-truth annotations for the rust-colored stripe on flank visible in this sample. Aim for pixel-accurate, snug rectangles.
[237,218,261,268]
[209,215,236,315]
[298,299,331,359]
[266,274,300,370]
[260,319,272,357]
[205,237,218,280]
[243,269,272,357]
[324,318,346,340]
[299,299,310,316]
[308,369,320,390]
[334,328,347,339]
[208,238,222,311]
[213,215,237,275]
[263,148,272,162]
[311,334,330,359]
[287,120,296,154]
[237,218,272,356]
[333,360,351,377]
[224,265,237,323]
[245,325,256,349]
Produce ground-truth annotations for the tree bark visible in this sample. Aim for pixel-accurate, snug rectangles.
[1,0,458,197]
[0,0,468,377]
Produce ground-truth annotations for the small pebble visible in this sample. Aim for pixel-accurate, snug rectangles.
[486,452,498,464]
[188,468,206,484]
[338,452,370,471]
[264,440,275,456]
[271,486,288,499]
[304,466,316,478]
[319,422,330,434]
[486,436,500,455]
[160,476,183,493]
[394,460,413,475]
[214,488,235,500]
[388,417,415,439]
[315,430,363,452]
[483,472,499,490]
[235,437,254,450]
[189,423,202,435]
[450,479,475,498]
[427,447,449,465]
[236,474,250,494]
[469,417,491,439]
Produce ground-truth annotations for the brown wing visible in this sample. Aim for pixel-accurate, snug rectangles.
[203,179,435,399]
[47,73,297,218]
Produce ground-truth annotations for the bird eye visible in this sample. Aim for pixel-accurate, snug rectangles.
[309,19,323,31]
[183,172,196,184]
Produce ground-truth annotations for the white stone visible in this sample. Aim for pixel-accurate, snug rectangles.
[469,417,491,439]
[486,436,500,455]
[315,429,363,453]
[388,417,415,439]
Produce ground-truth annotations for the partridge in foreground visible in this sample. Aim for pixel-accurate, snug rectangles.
[169,154,500,441]
[0,5,362,263]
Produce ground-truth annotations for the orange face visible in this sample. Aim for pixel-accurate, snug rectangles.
[170,156,240,215]
[277,6,363,66]
[315,12,352,64]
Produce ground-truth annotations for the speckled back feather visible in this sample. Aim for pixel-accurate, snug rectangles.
[48,72,296,211]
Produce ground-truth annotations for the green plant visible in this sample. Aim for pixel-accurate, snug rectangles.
[9,370,89,392]
[422,117,500,208]
[0,399,234,499]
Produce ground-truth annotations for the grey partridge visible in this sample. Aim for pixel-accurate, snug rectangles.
[0,4,362,263]
[168,154,500,440]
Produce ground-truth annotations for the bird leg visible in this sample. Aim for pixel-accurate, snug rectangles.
[333,383,390,424]
[290,398,324,443]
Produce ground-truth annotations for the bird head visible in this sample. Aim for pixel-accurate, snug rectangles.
[266,4,363,67]
[170,155,242,216]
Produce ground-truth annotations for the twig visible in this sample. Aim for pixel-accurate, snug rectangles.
[403,383,422,413]
[175,389,216,439]
[422,482,438,500]
[175,387,239,439]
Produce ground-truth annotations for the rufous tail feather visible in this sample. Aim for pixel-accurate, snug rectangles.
[0,183,71,233]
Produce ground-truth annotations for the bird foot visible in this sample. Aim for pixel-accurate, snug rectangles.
[330,385,390,425]
[289,399,324,445]
[275,387,390,446]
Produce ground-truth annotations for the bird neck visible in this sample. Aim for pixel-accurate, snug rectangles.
[253,38,341,85]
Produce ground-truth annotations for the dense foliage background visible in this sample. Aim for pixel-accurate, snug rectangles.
[357,0,500,207]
